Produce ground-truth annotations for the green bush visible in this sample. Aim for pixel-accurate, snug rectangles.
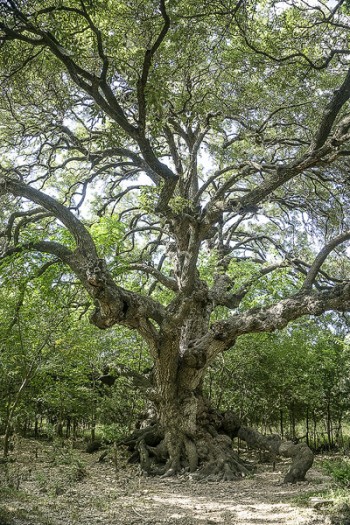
[323,459,350,487]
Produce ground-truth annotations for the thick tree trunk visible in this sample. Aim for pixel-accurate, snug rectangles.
[119,394,314,483]
[119,394,251,480]
[136,327,253,480]
[117,286,315,483]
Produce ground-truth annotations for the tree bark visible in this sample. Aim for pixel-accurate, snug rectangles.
[119,377,314,483]
[119,392,252,480]
[237,425,314,483]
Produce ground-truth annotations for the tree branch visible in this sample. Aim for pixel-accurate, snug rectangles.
[302,230,350,290]
[0,241,73,262]
[1,2,177,187]
[129,263,178,292]
[203,284,350,362]
[0,175,97,258]
[210,261,291,309]
[313,67,350,149]
[137,0,170,131]
[0,175,166,336]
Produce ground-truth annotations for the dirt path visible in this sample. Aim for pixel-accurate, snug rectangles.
[0,439,333,525]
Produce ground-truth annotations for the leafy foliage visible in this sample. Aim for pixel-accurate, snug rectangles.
[205,315,350,446]
[323,459,350,488]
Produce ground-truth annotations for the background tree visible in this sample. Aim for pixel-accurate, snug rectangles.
[0,260,70,455]
[0,256,149,449]
[205,316,350,450]
[1,0,350,481]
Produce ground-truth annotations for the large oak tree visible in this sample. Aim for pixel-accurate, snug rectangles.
[1,0,350,481]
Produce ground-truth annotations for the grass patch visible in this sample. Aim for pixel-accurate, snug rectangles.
[0,505,33,525]
[322,458,350,488]
[293,459,350,523]
[0,508,15,525]
[293,489,327,506]
[0,486,29,501]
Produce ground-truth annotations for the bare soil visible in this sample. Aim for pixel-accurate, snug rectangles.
[0,438,335,525]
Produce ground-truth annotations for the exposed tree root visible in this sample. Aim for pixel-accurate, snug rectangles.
[193,434,253,481]
[117,414,251,480]
[237,425,314,483]
[117,409,314,483]
[118,423,165,474]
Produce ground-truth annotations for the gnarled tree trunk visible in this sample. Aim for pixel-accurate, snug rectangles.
[120,390,252,480]
[119,352,314,483]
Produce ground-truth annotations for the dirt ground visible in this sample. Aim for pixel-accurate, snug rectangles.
[0,438,337,525]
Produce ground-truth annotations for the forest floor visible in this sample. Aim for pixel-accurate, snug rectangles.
[0,437,345,525]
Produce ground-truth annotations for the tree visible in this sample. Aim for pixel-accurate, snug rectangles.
[0,264,70,455]
[1,0,350,481]
[205,316,350,448]
[0,259,149,446]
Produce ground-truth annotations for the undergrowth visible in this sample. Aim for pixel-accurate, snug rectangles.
[322,458,350,488]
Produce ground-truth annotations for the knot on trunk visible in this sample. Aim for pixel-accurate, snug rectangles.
[86,259,108,287]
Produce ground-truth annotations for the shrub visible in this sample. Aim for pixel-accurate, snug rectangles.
[323,459,350,487]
